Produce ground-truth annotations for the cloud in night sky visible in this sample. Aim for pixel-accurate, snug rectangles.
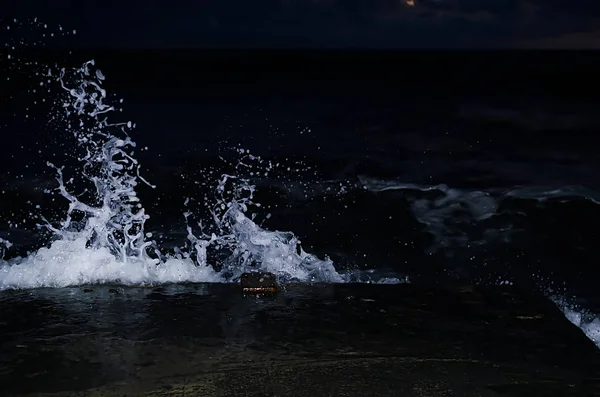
[3,0,600,48]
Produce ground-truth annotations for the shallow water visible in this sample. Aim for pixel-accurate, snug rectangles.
[1,283,599,396]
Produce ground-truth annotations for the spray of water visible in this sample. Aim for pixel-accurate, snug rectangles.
[0,238,12,260]
[0,59,350,289]
[0,60,216,287]
[552,296,600,347]
[183,170,343,283]
[41,61,158,261]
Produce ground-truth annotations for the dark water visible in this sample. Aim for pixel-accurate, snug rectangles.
[1,284,599,396]
[1,50,600,371]
[2,52,600,294]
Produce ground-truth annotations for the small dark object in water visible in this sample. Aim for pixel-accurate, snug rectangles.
[240,272,278,294]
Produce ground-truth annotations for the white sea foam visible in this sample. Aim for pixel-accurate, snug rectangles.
[552,297,600,349]
[358,175,600,255]
[0,238,221,288]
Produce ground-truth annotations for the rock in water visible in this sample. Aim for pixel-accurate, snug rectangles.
[240,272,278,294]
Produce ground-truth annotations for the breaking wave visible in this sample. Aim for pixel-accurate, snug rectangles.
[0,60,349,288]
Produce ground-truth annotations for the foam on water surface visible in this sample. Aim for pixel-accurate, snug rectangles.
[552,297,600,349]
[358,175,600,255]
[0,237,221,288]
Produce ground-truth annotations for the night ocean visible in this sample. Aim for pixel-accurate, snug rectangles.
[2,3,600,396]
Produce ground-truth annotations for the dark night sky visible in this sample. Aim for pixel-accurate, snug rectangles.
[3,0,600,49]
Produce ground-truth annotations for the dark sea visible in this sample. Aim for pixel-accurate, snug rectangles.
[1,48,600,367]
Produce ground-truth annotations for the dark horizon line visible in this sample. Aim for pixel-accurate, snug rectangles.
[4,47,600,94]
[6,48,600,70]
[6,47,600,54]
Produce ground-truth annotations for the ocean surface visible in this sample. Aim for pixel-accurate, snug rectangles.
[1,25,600,350]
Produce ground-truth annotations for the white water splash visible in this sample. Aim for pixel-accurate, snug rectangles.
[552,297,600,349]
[0,59,350,289]
[0,60,218,288]
[183,171,343,283]
[0,238,12,260]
